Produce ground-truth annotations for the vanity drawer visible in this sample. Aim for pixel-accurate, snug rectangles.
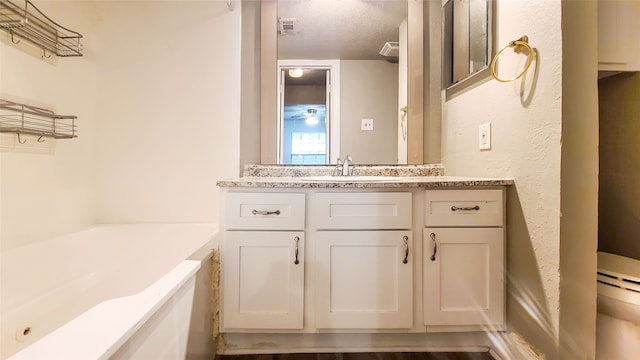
[312,192,412,230]
[425,189,503,227]
[225,193,305,230]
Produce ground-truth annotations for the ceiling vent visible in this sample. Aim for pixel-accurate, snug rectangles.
[278,18,296,35]
[379,42,400,57]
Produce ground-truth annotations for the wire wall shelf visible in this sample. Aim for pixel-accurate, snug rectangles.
[0,99,77,140]
[0,0,83,57]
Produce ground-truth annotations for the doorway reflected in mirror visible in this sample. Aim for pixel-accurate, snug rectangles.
[277,60,340,164]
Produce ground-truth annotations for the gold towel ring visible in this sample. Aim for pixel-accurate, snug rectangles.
[490,35,535,83]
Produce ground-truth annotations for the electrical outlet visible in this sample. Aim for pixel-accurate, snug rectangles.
[479,123,491,150]
[361,119,374,131]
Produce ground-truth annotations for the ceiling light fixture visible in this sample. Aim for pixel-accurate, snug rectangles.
[289,68,304,78]
[305,108,318,125]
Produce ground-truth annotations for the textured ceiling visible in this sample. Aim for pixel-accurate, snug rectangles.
[277,0,408,60]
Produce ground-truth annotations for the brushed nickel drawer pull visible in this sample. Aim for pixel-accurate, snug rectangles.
[429,232,438,261]
[402,235,409,264]
[451,205,480,212]
[294,236,300,265]
[251,209,281,216]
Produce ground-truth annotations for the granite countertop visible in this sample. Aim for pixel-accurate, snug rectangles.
[216,164,514,188]
[216,176,514,188]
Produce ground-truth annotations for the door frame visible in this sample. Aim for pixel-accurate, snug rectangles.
[277,59,341,164]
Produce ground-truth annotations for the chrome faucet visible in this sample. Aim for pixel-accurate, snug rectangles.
[342,155,352,176]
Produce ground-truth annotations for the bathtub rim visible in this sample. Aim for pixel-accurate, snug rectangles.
[5,224,220,360]
[7,260,201,360]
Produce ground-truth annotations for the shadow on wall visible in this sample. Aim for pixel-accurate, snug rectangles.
[598,72,640,261]
[489,186,559,359]
[519,48,540,108]
[598,187,640,260]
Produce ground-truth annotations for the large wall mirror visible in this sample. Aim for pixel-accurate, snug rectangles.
[442,0,496,98]
[260,0,424,165]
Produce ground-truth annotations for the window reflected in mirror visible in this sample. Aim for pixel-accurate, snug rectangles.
[283,105,327,164]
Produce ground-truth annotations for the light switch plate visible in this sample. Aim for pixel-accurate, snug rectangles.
[361,119,374,131]
[479,123,491,150]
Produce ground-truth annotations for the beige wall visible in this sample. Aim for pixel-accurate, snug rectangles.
[340,60,398,164]
[93,1,241,224]
[1,1,242,248]
[441,0,598,358]
[0,1,98,252]
[241,0,262,169]
[559,2,598,358]
[598,72,640,260]
[285,85,326,105]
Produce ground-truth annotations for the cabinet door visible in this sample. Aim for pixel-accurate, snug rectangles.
[423,228,504,328]
[598,0,640,71]
[222,231,304,330]
[315,231,413,329]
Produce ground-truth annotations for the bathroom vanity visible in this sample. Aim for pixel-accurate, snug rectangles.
[216,165,513,352]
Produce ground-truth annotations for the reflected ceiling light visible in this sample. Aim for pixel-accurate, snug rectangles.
[305,108,318,125]
[289,68,304,78]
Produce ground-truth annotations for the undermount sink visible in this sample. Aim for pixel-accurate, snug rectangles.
[299,175,404,182]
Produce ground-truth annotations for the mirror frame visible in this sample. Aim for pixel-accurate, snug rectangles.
[260,0,424,165]
[443,0,497,100]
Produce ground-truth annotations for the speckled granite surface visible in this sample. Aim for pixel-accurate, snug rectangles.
[216,164,513,188]
[217,176,513,188]
[242,164,445,177]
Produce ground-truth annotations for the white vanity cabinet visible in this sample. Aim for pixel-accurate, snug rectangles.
[221,192,305,330]
[423,189,506,331]
[312,192,414,329]
[218,182,509,338]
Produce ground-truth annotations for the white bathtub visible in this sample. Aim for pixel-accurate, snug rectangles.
[0,224,219,360]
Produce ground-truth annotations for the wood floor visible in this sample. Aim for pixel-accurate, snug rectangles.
[217,352,494,360]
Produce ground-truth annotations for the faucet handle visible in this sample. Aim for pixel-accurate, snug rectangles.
[342,155,353,176]
[334,158,343,176]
